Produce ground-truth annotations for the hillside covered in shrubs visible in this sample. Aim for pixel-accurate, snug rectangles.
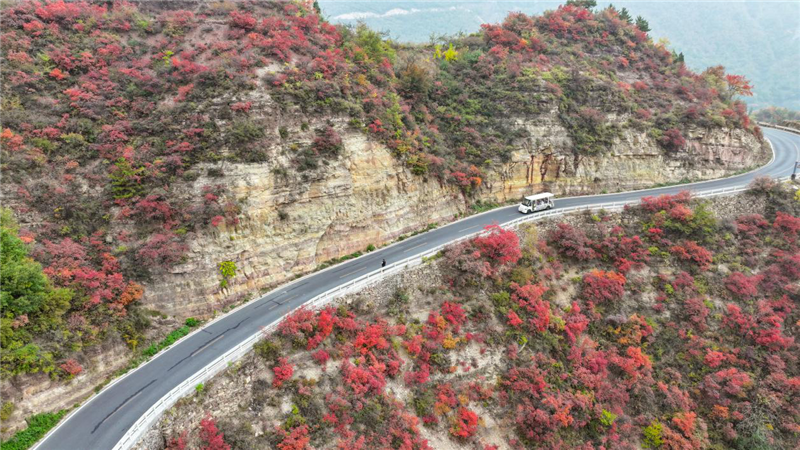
[0,0,761,386]
[151,181,799,450]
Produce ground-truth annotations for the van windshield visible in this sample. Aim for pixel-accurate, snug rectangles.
[522,199,532,207]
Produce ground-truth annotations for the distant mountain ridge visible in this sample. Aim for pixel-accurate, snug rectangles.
[319,0,800,111]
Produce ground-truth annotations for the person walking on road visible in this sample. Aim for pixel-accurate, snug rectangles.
[382,259,386,268]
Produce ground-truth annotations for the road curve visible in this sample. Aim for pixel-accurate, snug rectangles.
[35,127,799,450]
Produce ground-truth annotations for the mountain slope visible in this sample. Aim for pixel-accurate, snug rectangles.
[0,0,765,436]
[319,0,800,110]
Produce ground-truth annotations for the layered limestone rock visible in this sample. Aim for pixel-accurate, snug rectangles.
[483,113,767,201]
[142,131,463,317]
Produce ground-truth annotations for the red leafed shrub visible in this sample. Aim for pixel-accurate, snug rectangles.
[672,411,697,438]
[751,297,795,350]
[724,272,762,299]
[773,211,800,242]
[272,357,294,388]
[136,233,188,270]
[312,349,330,367]
[441,302,467,327]
[307,308,334,349]
[311,126,343,156]
[444,241,493,282]
[511,283,551,332]
[641,191,692,213]
[229,10,257,29]
[548,223,596,261]
[594,232,649,272]
[582,270,626,304]
[722,303,756,337]
[353,322,390,355]
[230,101,252,113]
[660,128,686,151]
[683,297,710,331]
[341,359,386,395]
[278,307,316,340]
[165,432,187,450]
[507,310,523,327]
[276,424,310,450]
[563,302,589,343]
[450,407,479,438]
[668,204,694,222]
[404,363,431,386]
[60,359,82,377]
[503,365,547,398]
[473,225,521,266]
[670,240,712,270]
[736,214,769,237]
[199,414,230,450]
[704,350,727,368]
[701,368,752,406]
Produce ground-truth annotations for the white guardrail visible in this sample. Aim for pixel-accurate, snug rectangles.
[114,178,791,449]
[758,122,800,136]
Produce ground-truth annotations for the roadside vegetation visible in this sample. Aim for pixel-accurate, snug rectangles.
[156,180,799,449]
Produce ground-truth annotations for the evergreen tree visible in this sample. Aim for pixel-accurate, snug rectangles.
[566,0,597,9]
[619,7,632,23]
[635,16,651,33]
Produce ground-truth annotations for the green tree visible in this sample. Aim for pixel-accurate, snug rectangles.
[109,158,145,200]
[566,0,597,9]
[1,209,71,377]
[218,260,236,288]
[635,16,651,33]
[350,24,396,64]
[619,7,632,23]
[398,61,431,97]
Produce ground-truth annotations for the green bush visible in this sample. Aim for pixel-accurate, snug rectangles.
[0,409,68,450]
[141,325,191,358]
[1,401,15,421]
[254,338,281,362]
[599,409,617,427]
[1,210,72,377]
[642,420,664,448]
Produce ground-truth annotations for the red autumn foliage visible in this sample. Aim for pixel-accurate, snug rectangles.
[582,270,626,304]
[670,240,713,270]
[276,424,310,450]
[511,283,551,332]
[641,191,692,213]
[450,407,479,438]
[660,128,686,150]
[724,272,762,299]
[773,211,800,242]
[59,359,82,376]
[473,225,522,266]
[272,357,293,388]
[199,414,230,450]
[549,223,597,261]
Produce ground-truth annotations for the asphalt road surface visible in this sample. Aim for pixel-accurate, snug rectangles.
[35,127,799,450]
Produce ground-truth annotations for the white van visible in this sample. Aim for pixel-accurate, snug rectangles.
[518,192,554,214]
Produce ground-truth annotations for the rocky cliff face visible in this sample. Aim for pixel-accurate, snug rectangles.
[142,128,464,317]
[144,112,767,318]
[484,109,766,200]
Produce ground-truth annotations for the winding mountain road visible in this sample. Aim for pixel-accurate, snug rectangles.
[35,127,799,450]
